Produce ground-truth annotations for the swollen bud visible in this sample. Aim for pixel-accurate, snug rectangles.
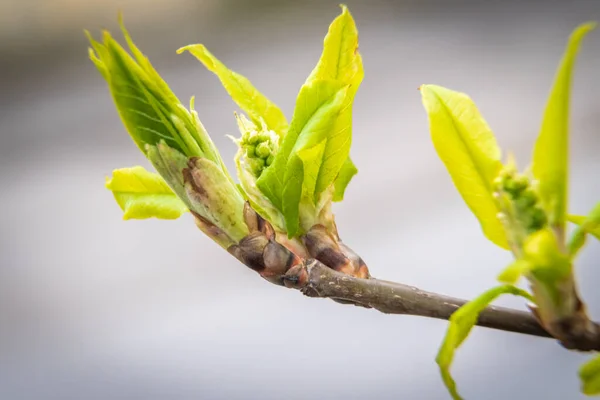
[493,167,548,248]
[235,113,279,177]
[233,113,287,232]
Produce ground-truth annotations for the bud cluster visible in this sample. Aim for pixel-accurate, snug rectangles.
[236,114,279,177]
[494,169,547,236]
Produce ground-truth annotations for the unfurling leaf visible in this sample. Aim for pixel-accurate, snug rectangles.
[106,166,188,220]
[306,4,364,201]
[258,80,350,236]
[568,202,600,257]
[580,354,600,395]
[420,84,508,249]
[257,5,363,236]
[437,285,534,400]
[532,22,596,231]
[497,259,532,285]
[333,158,358,202]
[177,44,288,137]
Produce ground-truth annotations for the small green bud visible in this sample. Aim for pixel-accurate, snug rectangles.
[256,142,271,158]
[247,134,260,145]
[515,189,537,209]
[529,207,548,232]
[503,175,529,196]
[244,144,256,157]
[266,155,275,166]
[248,157,265,176]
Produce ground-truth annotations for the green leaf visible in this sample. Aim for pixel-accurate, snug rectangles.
[497,259,532,285]
[106,166,188,220]
[580,354,600,395]
[420,84,508,249]
[306,4,363,199]
[177,44,288,137]
[333,157,358,202]
[532,22,596,232]
[258,80,350,236]
[256,5,363,235]
[568,202,600,256]
[437,285,534,400]
[87,19,229,168]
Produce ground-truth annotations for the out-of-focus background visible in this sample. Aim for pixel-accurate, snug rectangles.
[1,0,600,398]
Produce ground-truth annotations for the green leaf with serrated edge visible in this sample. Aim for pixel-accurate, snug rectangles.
[106,166,188,220]
[306,4,363,199]
[568,202,600,257]
[437,285,534,400]
[88,31,193,156]
[420,84,508,249]
[87,22,227,167]
[580,354,600,395]
[532,23,596,232]
[177,44,288,137]
[258,80,349,236]
[256,5,363,235]
[333,157,358,202]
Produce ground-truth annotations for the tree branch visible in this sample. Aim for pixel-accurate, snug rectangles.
[283,259,552,339]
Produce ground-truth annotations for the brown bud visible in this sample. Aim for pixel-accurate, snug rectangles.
[229,202,303,285]
[303,224,369,278]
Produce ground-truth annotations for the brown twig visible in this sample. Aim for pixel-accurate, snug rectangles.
[283,259,552,338]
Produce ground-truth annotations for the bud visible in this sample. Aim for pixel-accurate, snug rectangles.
[493,165,549,253]
[235,113,279,177]
[232,113,287,232]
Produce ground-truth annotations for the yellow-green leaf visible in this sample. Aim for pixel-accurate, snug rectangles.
[532,22,596,231]
[307,4,363,199]
[497,259,532,285]
[333,157,358,202]
[420,84,508,249]
[177,44,288,137]
[568,202,600,256]
[437,285,534,400]
[86,23,221,163]
[580,354,600,395]
[106,166,188,220]
[256,5,363,236]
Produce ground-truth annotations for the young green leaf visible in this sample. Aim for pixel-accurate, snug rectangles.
[568,202,600,256]
[88,31,196,157]
[437,285,534,400]
[177,44,288,137]
[420,84,508,249]
[306,4,364,200]
[580,354,600,395]
[569,215,600,239]
[106,166,189,220]
[256,5,363,235]
[258,80,349,236]
[333,158,358,202]
[532,22,596,232]
[497,259,532,285]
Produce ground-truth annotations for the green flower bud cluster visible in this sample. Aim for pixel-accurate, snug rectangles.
[235,114,279,177]
[494,170,547,235]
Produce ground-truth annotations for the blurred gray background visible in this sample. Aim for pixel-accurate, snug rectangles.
[1,0,600,399]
